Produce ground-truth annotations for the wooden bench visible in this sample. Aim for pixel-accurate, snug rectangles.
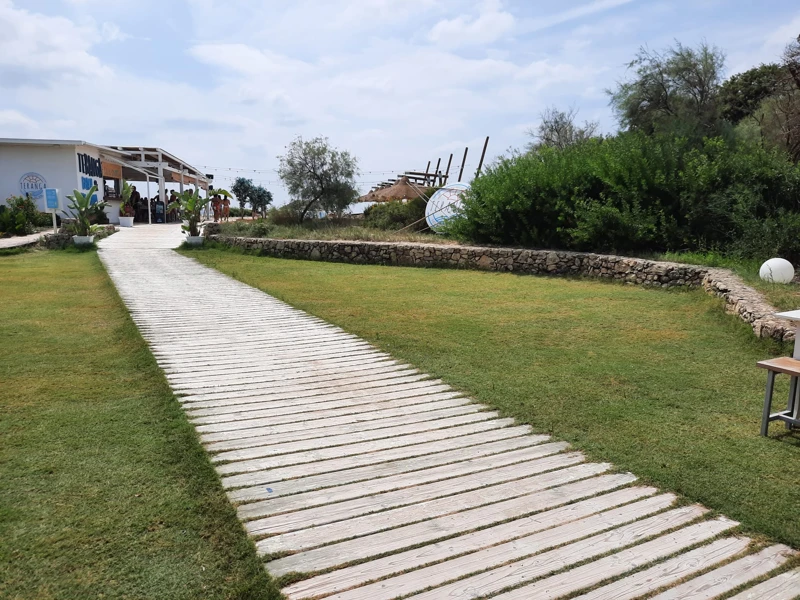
[757,357,800,436]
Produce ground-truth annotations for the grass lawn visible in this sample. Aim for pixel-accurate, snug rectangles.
[0,249,282,599]
[185,247,800,549]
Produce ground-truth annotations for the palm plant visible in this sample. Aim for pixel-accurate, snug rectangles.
[66,185,103,236]
[170,188,233,236]
[120,181,134,217]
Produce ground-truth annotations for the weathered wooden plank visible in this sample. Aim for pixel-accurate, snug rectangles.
[266,474,638,577]
[212,411,500,463]
[222,427,537,489]
[726,567,800,600]
[648,545,796,600]
[204,404,483,452]
[260,463,612,554]
[235,441,568,515]
[169,358,401,388]
[170,362,412,392]
[325,504,706,600]
[572,536,752,600]
[174,365,419,397]
[185,384,456,421]
[228,435,550,503]
[428,518,739,600]
[282,487,663,599]
[196,395,469,436]
[199,397,473,442]
[179,372,431,403]
[182,379,450,411]
[217,419,515,475]
[244,452,586,534]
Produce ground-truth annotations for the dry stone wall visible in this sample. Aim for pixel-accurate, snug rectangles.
[39,225,117,249]
[210,235,795,343]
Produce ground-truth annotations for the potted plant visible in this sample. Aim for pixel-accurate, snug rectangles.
[67,185,105,245]
[118,181,135,227]
[170,188,231,245]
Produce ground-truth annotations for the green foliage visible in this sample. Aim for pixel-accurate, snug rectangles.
[169,189,204,236]
[278,136,359,223]
[452,133,800,260]
[231,177,255,211]
[0,196,39,236]
[228,206,253,218]
[219,219,274,238]
[66,186,104,236]
[266,203,302,226]
[719,63,783,123]
[119,181,134,217]
[363,197,427,230]
[609,41,726,138]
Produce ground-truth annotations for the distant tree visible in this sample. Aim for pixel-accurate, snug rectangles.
[231,177,255,213]
[719,63,782,124]
[526,106,600,152]
[250,186,273,219]
[277,136,359,223]
[609,41,726,137]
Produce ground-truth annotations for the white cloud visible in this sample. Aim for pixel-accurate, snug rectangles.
[428,0,515,47]
[100,22,131,42]
[189,44,313,76]
[0,0,111,82]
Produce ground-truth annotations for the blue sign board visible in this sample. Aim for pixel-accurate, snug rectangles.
[44,188,59,210]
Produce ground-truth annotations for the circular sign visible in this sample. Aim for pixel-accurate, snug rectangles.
[425,182,469,233]
[19,172,47,199]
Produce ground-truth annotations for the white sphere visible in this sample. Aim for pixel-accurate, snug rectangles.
[759,258,795,283]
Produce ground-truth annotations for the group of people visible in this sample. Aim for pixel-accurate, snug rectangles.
[123,184,231,223]
[210,193,231,222]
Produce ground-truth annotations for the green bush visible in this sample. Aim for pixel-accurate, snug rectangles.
[218,219,273,238]
[451,133,800,260]
[0,196,39,236]
[363,196,427,230]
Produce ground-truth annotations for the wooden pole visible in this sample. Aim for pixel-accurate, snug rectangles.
[433,158,441,187]
[475,136,490,178]
[423,161,431,186]
[458,147,468,182]
[443,153,453,185]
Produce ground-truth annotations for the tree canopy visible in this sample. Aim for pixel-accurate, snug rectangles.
[526,106,600,152]
[609,42,726,137]
[278,136,359,223]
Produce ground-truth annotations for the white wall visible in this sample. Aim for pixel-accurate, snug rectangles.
[0,143,107,219]
[0,144,78,216]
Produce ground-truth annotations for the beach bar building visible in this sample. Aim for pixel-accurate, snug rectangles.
[0,138,209,224]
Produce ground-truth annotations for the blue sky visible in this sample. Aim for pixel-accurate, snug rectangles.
[2,0,798,203]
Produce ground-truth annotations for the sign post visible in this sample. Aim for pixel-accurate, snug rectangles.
[44,189,59,234]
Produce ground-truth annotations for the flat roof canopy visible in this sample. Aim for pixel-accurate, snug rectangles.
[0,138,210,189]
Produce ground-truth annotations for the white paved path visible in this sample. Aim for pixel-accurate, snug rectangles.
[98,226,798,600]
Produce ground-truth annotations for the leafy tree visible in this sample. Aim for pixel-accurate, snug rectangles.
[609,41,726,137]
[231,177,255,213]
[278,136,359,223]
[526,106,600,152]
[719,63,782,123]
[250,186,273,219]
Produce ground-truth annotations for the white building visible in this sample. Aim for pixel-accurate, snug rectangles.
[0,138,209,224]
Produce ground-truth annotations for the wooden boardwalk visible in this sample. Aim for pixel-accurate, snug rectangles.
[98,227,799,599]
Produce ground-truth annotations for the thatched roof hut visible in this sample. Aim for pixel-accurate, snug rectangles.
[361,176,424,203]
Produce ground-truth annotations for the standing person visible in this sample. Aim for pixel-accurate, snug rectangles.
[211,194,221,222]
[222,195,231,222]
[130,185,141,221]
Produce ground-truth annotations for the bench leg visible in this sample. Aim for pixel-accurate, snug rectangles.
[761,371,776,437]
[791,376,800,429]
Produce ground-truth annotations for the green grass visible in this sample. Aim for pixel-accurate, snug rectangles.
[218,220,455,244]
[658,250,800,311]
[0,251,282,599]
[184,248,800,549]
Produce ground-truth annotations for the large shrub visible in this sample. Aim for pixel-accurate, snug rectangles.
[363,197,427,231]
[0,196,39,236]
[451,133,800,260]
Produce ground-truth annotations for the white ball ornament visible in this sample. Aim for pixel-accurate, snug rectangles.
[759,258,795,284]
